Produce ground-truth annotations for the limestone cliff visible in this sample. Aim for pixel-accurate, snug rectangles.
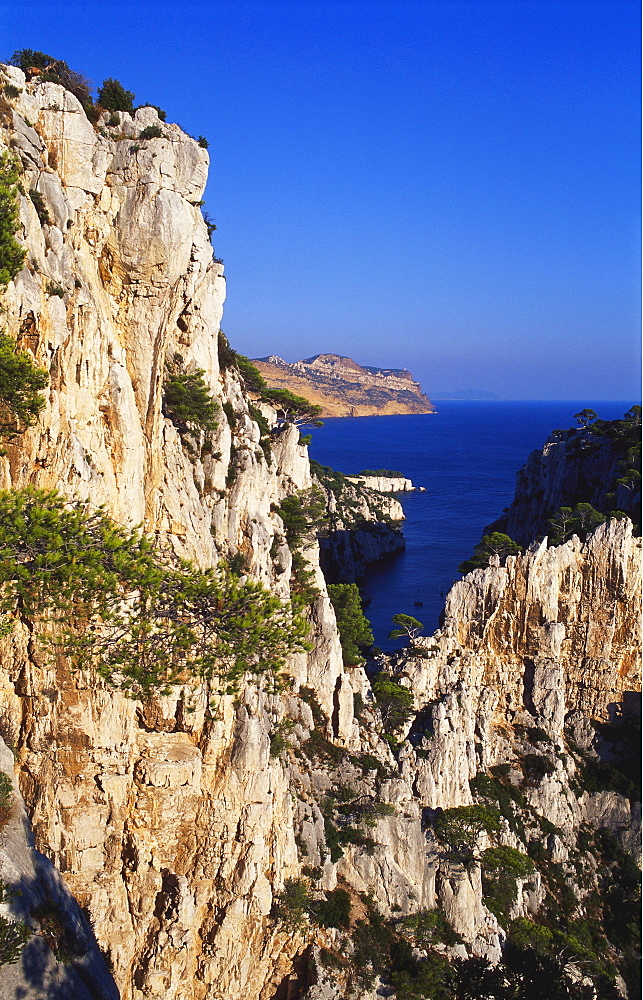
[252,354,435,418]
[0,63,639,1000]
[488,417,641,546]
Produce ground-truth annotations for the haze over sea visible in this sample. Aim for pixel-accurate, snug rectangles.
[308,401,634,651]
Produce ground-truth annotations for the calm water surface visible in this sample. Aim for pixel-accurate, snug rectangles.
[308,401,633,649]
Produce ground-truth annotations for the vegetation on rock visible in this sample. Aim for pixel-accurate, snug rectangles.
[0,488,309,698]
[0,152,26,286]
[162,354,219,433]
[370,672,414,733]
[458,531,522,575]
[0,332,48,447]
[327,582,374,664]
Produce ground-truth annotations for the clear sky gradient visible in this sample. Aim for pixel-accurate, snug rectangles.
[3,0,640,399]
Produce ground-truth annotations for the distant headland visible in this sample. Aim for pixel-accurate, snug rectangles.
[252,353,436,417]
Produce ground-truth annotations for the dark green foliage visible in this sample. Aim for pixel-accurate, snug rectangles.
[357,468,403,477]
[163,355,218,433]
[327,583,373,664]
[322,812,344,862]
[390,950,451,1000]
[574,408,598,427]
[521,753,555,785]
[548,502,607,544]
[370,672,414,733]
[0,881,30,965]
[222,401,236,427]
[97,77,135,112]
[45,281,64,298]
[275,489,326,600]
[389,612,423,640]
[481,845,535,879]
[298,685,327,727]
[197,136,209,148]
[0,771,12,828]
[0,332,48,445]
[264,387,323,426]
[139,125,163,140]
[459,531,521,574]
[470,770,526,837]
[202,211,217,241]
[398,909,462,948]
[275,877,309,928]
[9,51,93,112]
[0,153,26,285]
[481,847,535,927]
[434,804,501,854]
[309,887,351,929]
[304,730,344,766]
[217,330,236,370]
[29,188,50,225]
[0,487,309,699]
[3,85,21,99]
[107,112,120,127]
[248,404,272,465]
[235,355,268,395]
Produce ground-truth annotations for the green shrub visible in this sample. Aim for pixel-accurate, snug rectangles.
[217,330,236,370]
[0,882,30,966]
[434,804,501,854]
[0,487,310,699]
[163,355,218,433]
[0,332,48,446]
[45,281,64,298]
[221,400,236,428]
[9,51,93,113]
[371,673,414,733]
[97,78,135,112]
[275,877,309,928]
[139,125,163,140]
[29,188,51,225]
[327,583,373,665]
[310,887,351,929]
[459,532,521,574]
[197,136,209,148]
[0,771,12,829]
[2,85,21,99]
[0,153,26,285]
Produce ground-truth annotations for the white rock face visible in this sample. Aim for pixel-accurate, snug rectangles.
[346,475,415,493]
[0,66,639,1000]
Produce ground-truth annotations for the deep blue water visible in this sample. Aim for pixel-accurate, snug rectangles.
[308,401,634,650]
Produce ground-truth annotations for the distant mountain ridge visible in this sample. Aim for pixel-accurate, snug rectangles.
[252,352,436,417]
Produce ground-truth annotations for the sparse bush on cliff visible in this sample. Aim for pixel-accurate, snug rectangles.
[97,77,135,112]
[274,489,326,600]
[327,582,373,665]
[139,124,164,140]
[0,152,26,285]
[0,332,48,448]
[433,803,501,855]
[458,531,521,574]
[0,880,30,966]
[0,487,309,698]
[264,387,323,427]
[370,672,414,733]
[162,354,219,433]
[389,612,423,640]
[9,50,93,113]
[29,188,51,225]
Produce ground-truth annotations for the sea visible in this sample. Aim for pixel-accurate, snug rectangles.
[307,400,634,651]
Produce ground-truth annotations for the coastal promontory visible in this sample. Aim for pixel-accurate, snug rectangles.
[252,353,436,417]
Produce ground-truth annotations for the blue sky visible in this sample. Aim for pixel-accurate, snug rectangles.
[2,0,640,399]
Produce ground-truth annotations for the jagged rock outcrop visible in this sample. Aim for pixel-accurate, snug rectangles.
[489,420,641,546]
[253,354,435,417]
[313,468,406,583]
[0,63,639,1000]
